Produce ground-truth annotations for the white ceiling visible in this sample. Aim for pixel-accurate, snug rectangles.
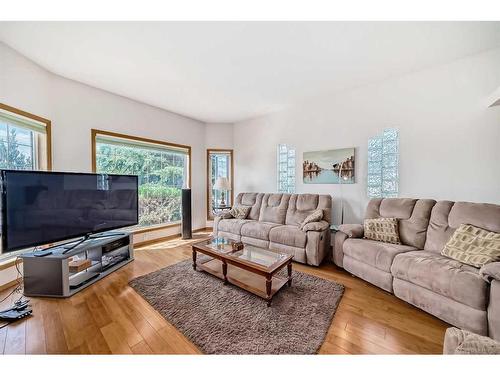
[1,22,500,123]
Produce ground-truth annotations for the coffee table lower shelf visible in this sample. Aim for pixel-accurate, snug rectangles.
[195,258,291,306]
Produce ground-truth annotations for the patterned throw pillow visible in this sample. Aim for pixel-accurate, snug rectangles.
[441,224,500,268]
[299,209,323,230]
[228,205,251,219]
[363,218,401,244]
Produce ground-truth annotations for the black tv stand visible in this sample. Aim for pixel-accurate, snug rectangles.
[20,232,133,297]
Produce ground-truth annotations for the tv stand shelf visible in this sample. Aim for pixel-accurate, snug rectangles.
[20,232,134,297]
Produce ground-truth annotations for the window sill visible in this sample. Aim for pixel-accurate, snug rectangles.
[0,257,22,271]
[130,221,182,235]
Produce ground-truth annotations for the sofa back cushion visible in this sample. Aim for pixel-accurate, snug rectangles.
[365,198,436,248]
[259,193,291,224]
[425,201,500,253]
[234,193,264,221]
[286,194,332,226]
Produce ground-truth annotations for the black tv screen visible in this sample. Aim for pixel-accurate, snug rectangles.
[1,170,138,252]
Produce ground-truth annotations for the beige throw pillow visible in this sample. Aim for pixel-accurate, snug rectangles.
[441,224,500,268]
[299,209,323,230]
[228,205,251,219]
[364,218,401,244]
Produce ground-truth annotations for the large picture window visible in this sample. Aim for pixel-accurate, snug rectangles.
[0,103,51,171]
[92,129,191,229]
[207,149,233,220]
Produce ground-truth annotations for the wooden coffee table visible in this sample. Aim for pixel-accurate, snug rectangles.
[191,237,293,306]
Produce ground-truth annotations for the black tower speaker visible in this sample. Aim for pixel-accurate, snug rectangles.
[181,188,192,239]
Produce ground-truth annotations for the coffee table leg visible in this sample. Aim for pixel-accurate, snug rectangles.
[287,261,292,287]
[222,261,228,285]
[266,276,272,307]
[192,249,197,270]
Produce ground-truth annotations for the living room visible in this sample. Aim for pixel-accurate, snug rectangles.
[1,1,500,370]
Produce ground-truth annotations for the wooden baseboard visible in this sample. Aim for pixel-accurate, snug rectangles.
[134,227,212,248]
[0,278,20,292]
[0,257,22,271]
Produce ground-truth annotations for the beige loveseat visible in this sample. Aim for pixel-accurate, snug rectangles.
[213,193,332,266]
[334,198,500,340]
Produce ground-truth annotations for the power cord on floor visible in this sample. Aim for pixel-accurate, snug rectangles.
[0,256,29,330]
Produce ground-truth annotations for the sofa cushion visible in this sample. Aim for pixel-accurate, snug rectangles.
[217,219,252,235]
[269,225,307,248]
[234,193,264,221]
[441,224,500,268]
[286,194,332,226]
[425,201,500,254]
[240,221,280,240]
[391,250,488,310]
[343,238,416,272]
[258,193,291,224]
[365,198,436,248]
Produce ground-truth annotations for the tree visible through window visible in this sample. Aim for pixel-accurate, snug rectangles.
[94,132,189,228]
[0,122,36,170]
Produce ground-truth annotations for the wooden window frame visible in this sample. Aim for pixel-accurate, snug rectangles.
[0,102,52,170]
[91,129,191,234]
[206,148,234,220]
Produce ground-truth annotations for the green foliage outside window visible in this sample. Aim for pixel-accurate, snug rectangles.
[0,126,34,170]
[95,142,186,227]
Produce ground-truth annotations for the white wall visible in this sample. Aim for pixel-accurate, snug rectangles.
[0,42,210,245]
[205,122,234,149]
[234,47,500,224]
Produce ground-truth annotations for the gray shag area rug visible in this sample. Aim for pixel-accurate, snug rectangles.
[129,260,344,354]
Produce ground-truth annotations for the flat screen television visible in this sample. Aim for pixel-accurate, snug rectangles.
[0,170,138,253]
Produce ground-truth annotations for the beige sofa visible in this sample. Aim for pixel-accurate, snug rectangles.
[334,198,500,340]
[213,193,332,266]
[443,327,500,354]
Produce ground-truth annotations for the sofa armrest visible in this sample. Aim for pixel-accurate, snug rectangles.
[212,215,222,237]
[338,224,364,238]
[443,327,467,354]
[333,231,348,268]
[305,229,330,266]
[301,220,329,232]
[443,327,500,354]
[489,280,500,341]
[480,262,500,283]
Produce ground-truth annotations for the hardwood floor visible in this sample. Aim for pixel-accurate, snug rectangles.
[0,232,449,354]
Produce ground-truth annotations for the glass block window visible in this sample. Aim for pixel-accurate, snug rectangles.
[277,144,296,193]
[367,128,399,198]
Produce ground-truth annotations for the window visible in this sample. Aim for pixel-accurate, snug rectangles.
[92,129,191,229]
[207,149,233,220]
[277,144,296,193]
[0,103,51,259]
[367,128,399,198]
[0,103,51,171]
